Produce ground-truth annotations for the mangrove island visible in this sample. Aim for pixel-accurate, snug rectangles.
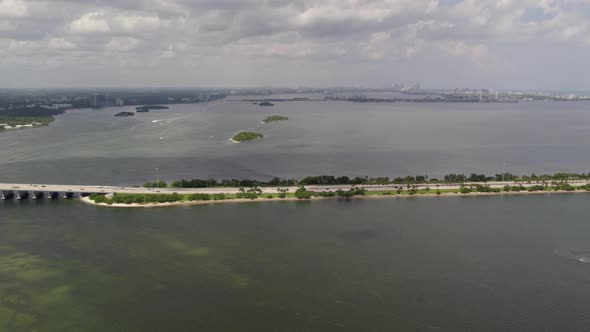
[136,105,170,112]
[262,115,288,123]
[232,131,264,142]
[114,112,134,117]
[0,117,54,132]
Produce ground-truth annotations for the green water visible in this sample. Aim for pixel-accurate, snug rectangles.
[2,196,590,331]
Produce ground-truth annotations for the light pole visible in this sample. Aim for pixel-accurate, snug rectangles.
[156,168,159,188]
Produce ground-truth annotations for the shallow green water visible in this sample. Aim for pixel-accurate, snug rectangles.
[2,195,590,331]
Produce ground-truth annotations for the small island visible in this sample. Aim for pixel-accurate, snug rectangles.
[0,117,54,132]
[232,131,263,143]
[136,105,170,112]
[262,115,288,123]
[114,112,134,117]
[259,101,274,107]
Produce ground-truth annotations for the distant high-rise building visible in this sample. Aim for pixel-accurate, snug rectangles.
[115,98,124,106]
[90,94,106,108]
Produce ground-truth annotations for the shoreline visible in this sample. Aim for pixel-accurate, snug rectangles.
[79,189,590,208]
[0,100,211,135]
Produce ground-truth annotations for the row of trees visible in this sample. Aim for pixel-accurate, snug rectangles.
[143,181,168,188]
[0,106,67,118]
[457,182,583,194]
[294,187,366,200]
[150,172,590,189]
[442,172,590,183]
[170,178,297,188]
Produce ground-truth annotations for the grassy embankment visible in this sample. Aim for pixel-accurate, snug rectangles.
[89,183,590,205]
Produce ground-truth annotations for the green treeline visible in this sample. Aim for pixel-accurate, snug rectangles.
[143,181,168,188]
[171,178,296,188]
[0,106,65,132]
[438,172,590,182]
[0,107,66,118]
[161,172,590,189]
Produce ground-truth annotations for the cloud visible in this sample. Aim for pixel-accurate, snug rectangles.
[0,0,27,18]
[70,12,111,34]
[48,38,76,49]
[114,14,162,32]
[0,0,589,89]
[439,41,488,61]
[106,37,140,52]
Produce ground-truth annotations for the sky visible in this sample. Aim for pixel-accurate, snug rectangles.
[1,0,590,90]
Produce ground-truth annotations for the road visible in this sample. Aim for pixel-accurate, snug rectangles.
[1,180,589,195]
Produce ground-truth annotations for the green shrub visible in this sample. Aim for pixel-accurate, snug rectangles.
[295,186,313,200]
[459,186,472,194]
[213,193,227,200]
[187,193,211,201]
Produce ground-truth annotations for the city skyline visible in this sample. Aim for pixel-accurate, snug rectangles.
[1,0,590,90]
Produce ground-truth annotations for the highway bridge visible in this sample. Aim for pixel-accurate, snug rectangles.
[0,183,396,200]
[1,180,589,200]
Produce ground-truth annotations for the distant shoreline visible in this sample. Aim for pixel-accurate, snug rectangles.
[80,190,589,208]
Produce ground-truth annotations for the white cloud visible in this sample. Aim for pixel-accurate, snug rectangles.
[0,0,27,18]
[114,14,162,32]
[106,37,140,52]
[439,40,488,61]
[48,38,76,49]
[159,49,176,59]
[70,12,111,34]
[1,0,590,88]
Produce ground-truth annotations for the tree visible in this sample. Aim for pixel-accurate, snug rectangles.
[143,181,167,188]
[416,175,427,183]
[460,186,472,194]
[404,176,416,183]
[295,186,313,199]
[277,188,289,199]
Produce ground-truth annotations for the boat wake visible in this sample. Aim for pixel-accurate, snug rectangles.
[152,116,187,124]
[554,247,590,263]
